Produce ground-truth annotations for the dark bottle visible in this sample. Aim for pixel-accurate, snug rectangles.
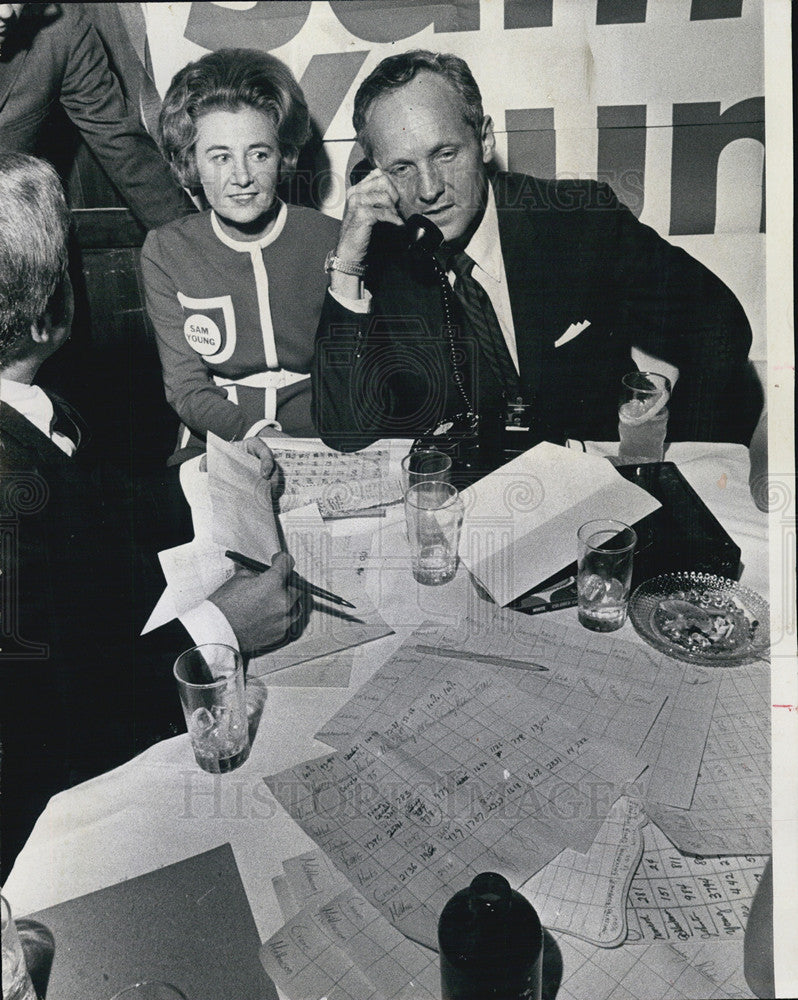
[438,872,543,1000]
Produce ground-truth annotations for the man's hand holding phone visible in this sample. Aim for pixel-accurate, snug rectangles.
[328,167,403,296]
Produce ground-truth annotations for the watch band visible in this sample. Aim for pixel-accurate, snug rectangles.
[324,250,367,277]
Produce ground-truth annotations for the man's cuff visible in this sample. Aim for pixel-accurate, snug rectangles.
[328,286,372,314]
[179,600,240,650]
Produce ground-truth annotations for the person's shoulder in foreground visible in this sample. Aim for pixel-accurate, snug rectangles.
[0,151,303,873]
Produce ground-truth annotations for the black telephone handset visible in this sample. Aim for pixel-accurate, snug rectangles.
[404,214,444,254]
[349,158,444,254]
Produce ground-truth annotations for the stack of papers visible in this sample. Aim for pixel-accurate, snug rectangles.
[261,866,439,1000]
[264,616,655,948]
[257,608,769,984]
[261,841,756,1000]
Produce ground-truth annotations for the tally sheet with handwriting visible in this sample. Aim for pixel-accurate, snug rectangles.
[626,820,766,943]
[264,845,754,1000]
[261,886,439,1000]
[267,437,406,516]
[645,663,771,855]
[264,644,648,949]
[317,611,719,810]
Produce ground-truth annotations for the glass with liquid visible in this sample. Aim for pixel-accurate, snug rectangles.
[404,481,464,585]
[618,372,671,462]
[173,644,250,773]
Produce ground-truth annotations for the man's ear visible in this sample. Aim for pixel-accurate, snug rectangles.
[29,316,51,346]
[30,309,70,354]
[480,115,496,164]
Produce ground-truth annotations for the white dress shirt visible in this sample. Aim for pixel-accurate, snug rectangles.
[0,377,77,456]
[448,184,519,373]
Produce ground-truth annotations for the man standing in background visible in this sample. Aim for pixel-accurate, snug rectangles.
[0,2,192,229]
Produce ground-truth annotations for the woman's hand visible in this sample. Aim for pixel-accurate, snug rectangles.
[242,435,277,479]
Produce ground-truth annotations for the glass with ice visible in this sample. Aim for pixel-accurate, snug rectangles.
[618,371,671,462]
[577,520,637,632]
[404,481,464,585]
[2,896,37,1000]
[173,644,250,773]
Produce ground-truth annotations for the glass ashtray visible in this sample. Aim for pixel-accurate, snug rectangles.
[629,571,770,666]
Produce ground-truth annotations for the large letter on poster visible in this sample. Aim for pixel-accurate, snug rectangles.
[597,105,647,217]
[330,0,479,39]
[184,1,311,50]
[670,97,765,235]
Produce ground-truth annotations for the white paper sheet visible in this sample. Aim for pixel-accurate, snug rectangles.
[555,933,754,1000]
[645,664,771,855]
[520,796,646,947]
[459,442,661,606]
[206,433,281,562]
[144,486,393,672]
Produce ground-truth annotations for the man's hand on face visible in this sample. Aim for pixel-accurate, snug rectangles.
[336,167,405,265]
[208,551,303,654]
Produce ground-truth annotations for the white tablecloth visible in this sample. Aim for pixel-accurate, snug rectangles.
[4,444,774,977]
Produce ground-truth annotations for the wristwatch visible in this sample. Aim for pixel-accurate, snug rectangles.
[324,250,367,278]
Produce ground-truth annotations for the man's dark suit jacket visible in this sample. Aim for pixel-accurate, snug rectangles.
[0,3,193,229]
[313,172,754,454]
[0,399,188,877]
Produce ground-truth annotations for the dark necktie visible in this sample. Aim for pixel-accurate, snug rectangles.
[443,252,522,403]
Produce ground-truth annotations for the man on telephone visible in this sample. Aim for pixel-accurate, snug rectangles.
[313,50,753,472]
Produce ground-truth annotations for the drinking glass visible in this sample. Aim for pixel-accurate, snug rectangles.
[618,371,671,462]
[173,644,250,773]
[401,448,452,493]
[2,896,36,1000]
[404,481,464,585]
[577,520,637,632]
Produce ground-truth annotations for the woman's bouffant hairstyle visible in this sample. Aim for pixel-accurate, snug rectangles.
[159,48,311,188]
[353,50,484,161]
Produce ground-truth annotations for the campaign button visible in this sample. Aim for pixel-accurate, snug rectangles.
[184,314,222,355]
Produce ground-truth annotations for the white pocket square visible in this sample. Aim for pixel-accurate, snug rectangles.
[554,320,591,348]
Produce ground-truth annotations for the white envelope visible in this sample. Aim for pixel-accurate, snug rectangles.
[459,442,661,606]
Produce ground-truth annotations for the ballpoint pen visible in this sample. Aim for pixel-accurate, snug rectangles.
[514,595,578,615]
[224,550,356,609]
[414,645,549,672]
